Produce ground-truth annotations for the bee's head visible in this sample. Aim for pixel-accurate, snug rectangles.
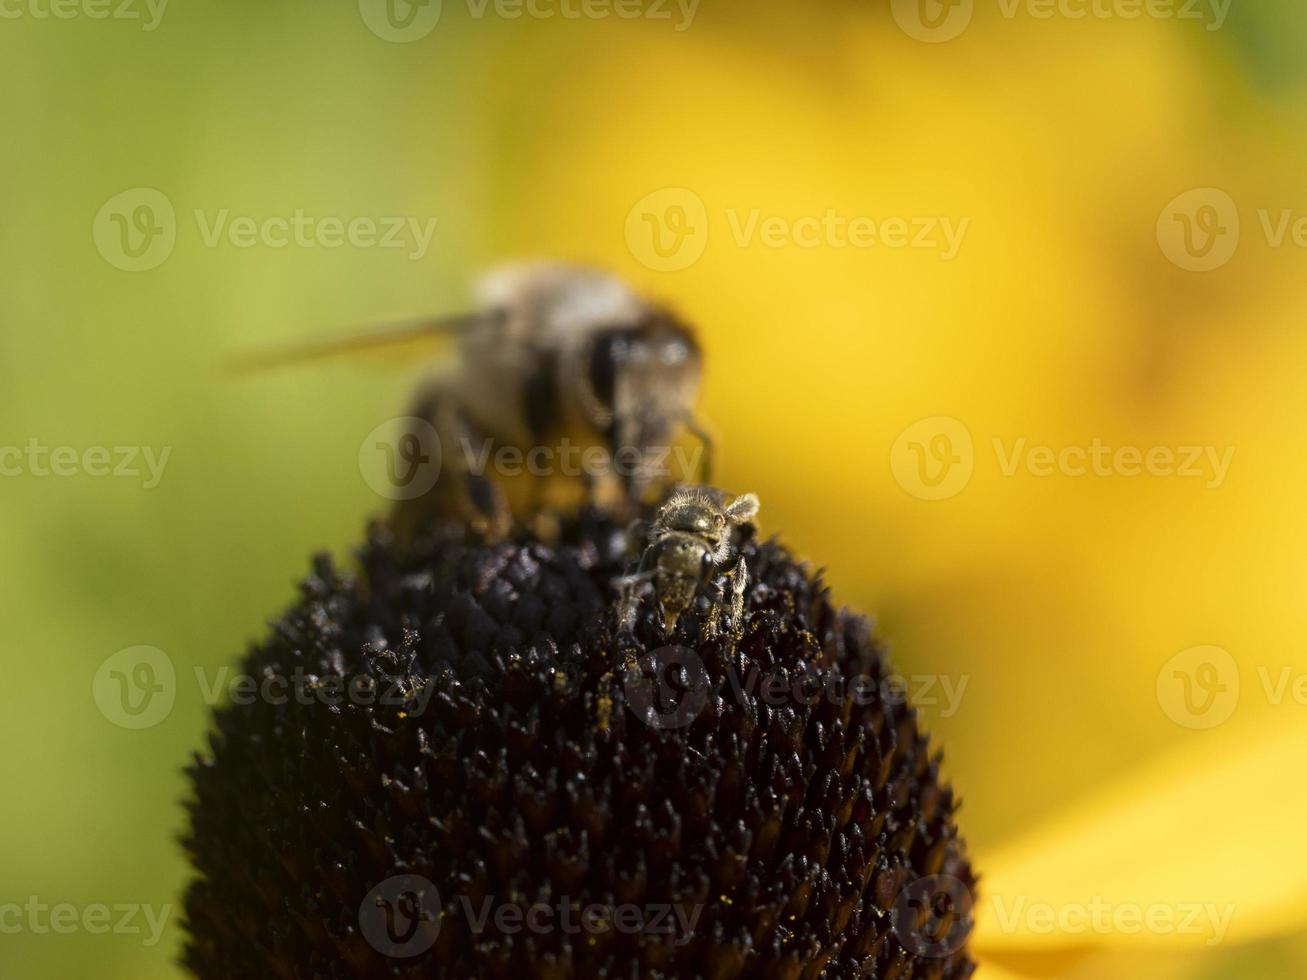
[655,487,758,548]
[655,533,717,584]
[659,492,727,539]
[584,311,702,474]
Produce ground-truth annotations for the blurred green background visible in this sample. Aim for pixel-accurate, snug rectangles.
[4,2,1307,977]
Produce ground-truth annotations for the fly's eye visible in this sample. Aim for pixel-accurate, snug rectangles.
[587,330,631,410]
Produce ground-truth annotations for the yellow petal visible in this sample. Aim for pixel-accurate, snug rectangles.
[979,948,1212,980]
[974,716,1307,953]
[975,956,1033,980]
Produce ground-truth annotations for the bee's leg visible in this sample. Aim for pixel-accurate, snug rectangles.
[524,475,564,544]
[613,542,661,635]
[700,577,727,641]
[699,556,749,643]
[580,450,629,522]
[614,570,655,634]
[606,441,650,521]
[454,418,510,539]
[683,415,714,486]
[728,557,750,634]
[606,520,652,629]
[417,392,508,540]
[581,465,603,512]
[624,519,651,559]
[388,384,455,543]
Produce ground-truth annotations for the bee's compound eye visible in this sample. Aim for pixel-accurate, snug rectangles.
[661,340,688,366]
[587,330,631,411]
[700,549,715,577]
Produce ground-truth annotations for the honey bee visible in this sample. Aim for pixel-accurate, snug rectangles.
[233,262,712,538]
[616,486,760,638]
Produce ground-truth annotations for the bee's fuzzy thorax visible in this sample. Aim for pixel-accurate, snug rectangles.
[181,510,974,979]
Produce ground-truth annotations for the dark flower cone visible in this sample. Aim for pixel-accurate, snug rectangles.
[182,509,975,979]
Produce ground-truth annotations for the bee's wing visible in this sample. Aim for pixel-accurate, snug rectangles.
[226,312,494,375]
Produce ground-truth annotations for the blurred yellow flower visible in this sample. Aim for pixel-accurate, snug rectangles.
[6,1,1307,976]
[461,4,1307,975]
